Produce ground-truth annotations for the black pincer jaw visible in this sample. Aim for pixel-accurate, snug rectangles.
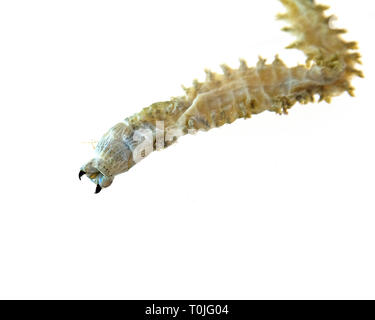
[79,170,86,180]
[95,184,102,194]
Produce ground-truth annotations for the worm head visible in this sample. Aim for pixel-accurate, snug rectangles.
[79,122,135,193]
[79,158,114,193]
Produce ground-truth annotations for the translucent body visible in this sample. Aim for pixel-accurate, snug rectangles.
[80,0,362,191]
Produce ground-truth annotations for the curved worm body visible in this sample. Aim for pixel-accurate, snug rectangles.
[80,0,362,192]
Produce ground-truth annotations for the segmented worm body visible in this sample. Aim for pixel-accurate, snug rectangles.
[80,0,362,193]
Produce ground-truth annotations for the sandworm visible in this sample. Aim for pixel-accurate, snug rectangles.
[79,0,363,193]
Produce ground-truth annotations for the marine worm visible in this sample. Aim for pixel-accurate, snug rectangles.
[79,0,363,193]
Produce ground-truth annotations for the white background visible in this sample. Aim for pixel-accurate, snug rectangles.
[0,0,374,299]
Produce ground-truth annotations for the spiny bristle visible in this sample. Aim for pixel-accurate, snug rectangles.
[276,12,289,20]
[332,28,347,34]
[345,41,359,50]
[346,68,364,78]
[192,79,201,89]
[316,4,330,12]
[239,58,248,71]
[220,64,233,78]
[282,26,296,33]
[256,56,266,69]
[204,69,215,81]
[324,96,332,103]
[345,52,362,64]
[286,41,304,49]
[273,54,286,67]
[347,87,356,97]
